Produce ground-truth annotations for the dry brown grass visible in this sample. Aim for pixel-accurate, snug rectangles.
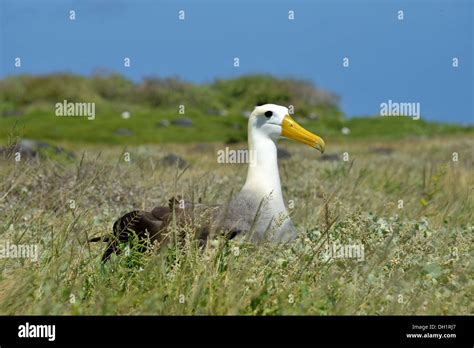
[0,136,472,314]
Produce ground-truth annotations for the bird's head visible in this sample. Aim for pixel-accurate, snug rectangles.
[249,104,325,153]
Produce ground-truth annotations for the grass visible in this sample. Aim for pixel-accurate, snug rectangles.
[0,136,472,315]
[0,105,247,144]
[1,103,472,145]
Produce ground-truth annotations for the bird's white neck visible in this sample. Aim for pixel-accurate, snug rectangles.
[242,129,285,209]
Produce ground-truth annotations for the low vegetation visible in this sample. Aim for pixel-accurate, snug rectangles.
[0,137,472,314]
[1,73,472,144]
[0,73,471,314]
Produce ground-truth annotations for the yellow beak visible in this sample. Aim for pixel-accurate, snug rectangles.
[281,115,325,153]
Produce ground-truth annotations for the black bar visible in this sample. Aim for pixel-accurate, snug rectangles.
[0,315,471,346]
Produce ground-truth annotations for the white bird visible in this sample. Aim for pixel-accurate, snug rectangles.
[215,104,325,242]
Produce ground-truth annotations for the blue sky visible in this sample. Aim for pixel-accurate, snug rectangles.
[1,0,472,123]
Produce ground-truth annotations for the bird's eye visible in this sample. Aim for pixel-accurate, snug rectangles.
[264,111,273,118]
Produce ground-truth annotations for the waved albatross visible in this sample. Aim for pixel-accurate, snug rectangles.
[90,104,325,261]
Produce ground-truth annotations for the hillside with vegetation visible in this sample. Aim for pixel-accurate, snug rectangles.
[0,73,471,145]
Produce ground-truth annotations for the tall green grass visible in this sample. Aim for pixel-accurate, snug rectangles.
[0,137,472,314]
